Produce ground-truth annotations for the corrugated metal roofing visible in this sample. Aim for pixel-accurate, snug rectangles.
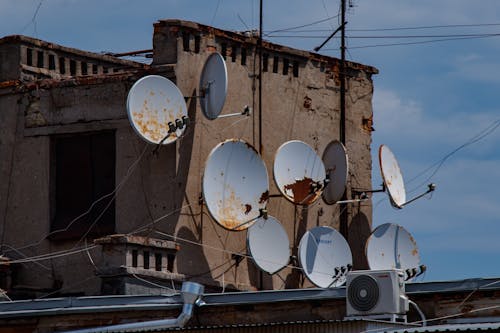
[383,322,500,332]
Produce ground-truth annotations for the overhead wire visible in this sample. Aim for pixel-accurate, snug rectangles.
[265,15,339,35]
[153,229,341,280]
[406,118,500,194]
[4,244,97,265]
[2,141,149,259]
[20,0,45,36]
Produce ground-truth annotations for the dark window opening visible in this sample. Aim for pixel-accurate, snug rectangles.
[221,43,227,59]
[293,61,299,77]
[103,67,108,74]
[194,35,201,53]
[231,45,237,63]
[155,253,162,271]
[81,62,88,75]
[283,58,289,75]
[70,60,76,75]
[92,64,98,74]
[182,32,190,51]
[26,48,33,66]
[167,254,175,272]
[48,54,56,70]
[59,57,66,74]
[143,251,150,269]
[262,53,269,72]
[272,56,279,73]
[132,250,138,267]
[50,131,116,240]
[241,48,247,65]
[37,50,44,68]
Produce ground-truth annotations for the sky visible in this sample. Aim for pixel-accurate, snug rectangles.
[1,0,499,282]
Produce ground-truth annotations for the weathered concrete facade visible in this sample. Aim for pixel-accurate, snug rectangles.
[0,20,377,298]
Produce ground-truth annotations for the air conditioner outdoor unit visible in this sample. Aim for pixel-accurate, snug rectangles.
[346,269,409,321]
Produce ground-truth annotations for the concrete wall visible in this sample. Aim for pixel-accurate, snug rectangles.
[151,20,376,290]
[0,21,377,297]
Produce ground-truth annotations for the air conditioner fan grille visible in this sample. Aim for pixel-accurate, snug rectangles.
[348,274,379,312]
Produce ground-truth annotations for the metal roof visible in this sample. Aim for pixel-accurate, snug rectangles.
[0,277,498,319]
[383,322,500,332]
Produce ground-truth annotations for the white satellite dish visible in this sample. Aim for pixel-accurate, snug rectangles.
[273,140,327,206]
[378,145,436,208]
[366,223,424,281]
[298,226,353,288]
[203,139,269,231]
[199,52,228,120]
[126,75,188,145]
[379,145,406,209]
[247,215,290,274]
[322,140,349,204]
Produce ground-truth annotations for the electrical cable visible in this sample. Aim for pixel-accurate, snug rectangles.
[338,34,500,49]
[20,0,44,35]
[265,15,339,35]
[268,32,500,39]
[3,142,149,255]
[210,0,222,26]
[349,22,500,32]
[4,244,97,265]
[409,299,427,326]
[130,273,177,295]
[406,118,500,194]
[153,228,341,280]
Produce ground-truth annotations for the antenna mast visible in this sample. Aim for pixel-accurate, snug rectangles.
[339,0,349,239]
[258,0,263,155]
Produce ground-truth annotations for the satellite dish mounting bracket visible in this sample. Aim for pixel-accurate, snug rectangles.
[400,183,436,207]
[153,116,190,155]
[217,105,252,119]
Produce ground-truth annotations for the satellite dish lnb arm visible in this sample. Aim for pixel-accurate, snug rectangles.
[217,105,252,119]
[400,183,436,207]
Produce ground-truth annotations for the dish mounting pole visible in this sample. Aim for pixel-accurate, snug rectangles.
[258,0,263,155]
[339,0,349,240]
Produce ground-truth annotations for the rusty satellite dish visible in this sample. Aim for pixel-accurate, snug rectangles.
[322,140,349,204]
[273,140,326,205]
[126,75,188,145]
[379,145,406,209]
[203,139,269,231]
[247,215,290,274]
[366,223,422,281]
[199,52,228,120]
[298,226,352,288]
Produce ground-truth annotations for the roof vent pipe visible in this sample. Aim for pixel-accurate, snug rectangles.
[65,282,204,333]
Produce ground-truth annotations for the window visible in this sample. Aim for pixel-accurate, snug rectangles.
[282,58,289,75]
[59,57,66,74]
[26,48,33,66]
[273,56,279,73]
[37,51,44,68]
[48,54,55,70]
[262,53,269,72]
[70,59,76,75]
[50,131,116,240]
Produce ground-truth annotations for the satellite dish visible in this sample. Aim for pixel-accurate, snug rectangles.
[126,75,188,145]
[203,139,269,231]
[298,226,352,288]
[366,223,422,281]
[273,140,326,205]
[199,52,228,120]
[322,140,349,204]
[247,216,290,274]
[379,145,406,209]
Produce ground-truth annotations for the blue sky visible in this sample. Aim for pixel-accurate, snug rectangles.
[1,1,499,282]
